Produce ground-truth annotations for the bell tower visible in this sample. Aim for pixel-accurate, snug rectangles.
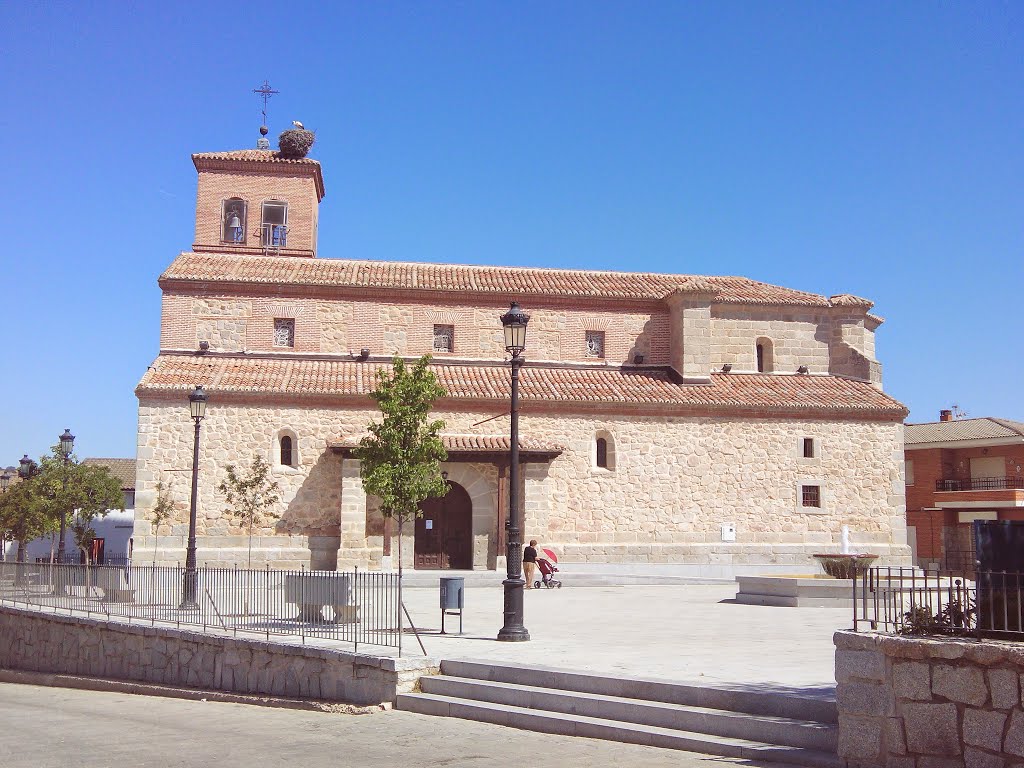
[190,147,325,259]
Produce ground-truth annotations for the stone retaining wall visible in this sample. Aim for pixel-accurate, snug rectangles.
[836,629,1024,767]
[0,605,437,706]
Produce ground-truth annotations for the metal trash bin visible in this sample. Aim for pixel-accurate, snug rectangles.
[440,576,465,634]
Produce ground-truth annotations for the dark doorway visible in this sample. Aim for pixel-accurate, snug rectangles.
[415,482,473,570]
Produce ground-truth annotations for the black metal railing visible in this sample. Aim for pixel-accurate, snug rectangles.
[0,562,413,654]
[853,566,1024,640]
[38,553,132,567]
[935,476,1024,492]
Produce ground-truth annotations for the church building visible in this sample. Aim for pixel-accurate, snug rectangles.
[133,139,911,576]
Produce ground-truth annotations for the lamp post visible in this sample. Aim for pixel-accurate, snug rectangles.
[0,471,11,562]
[57,429,75,563]
[497,301,530,642]
[17,455,39,564]
[180,385,208,610]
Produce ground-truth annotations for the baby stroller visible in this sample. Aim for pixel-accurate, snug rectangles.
[534,549,562,589]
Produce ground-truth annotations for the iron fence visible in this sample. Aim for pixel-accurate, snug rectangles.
[853,566,1024,640]
[0,562,414,654]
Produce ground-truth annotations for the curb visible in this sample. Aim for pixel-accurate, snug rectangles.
[0,667,388,714]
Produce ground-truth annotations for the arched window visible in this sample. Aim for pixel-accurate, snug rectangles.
[262,200,288,247]
[276,429,299,468]
[593,430,616,471]
[756,337,774,373]
[222,198,247,243]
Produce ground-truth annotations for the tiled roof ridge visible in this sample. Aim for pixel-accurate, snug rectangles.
[191,149,321,166]
[160,252,872,309]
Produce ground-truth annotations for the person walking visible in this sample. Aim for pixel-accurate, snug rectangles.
[523,539,539,589]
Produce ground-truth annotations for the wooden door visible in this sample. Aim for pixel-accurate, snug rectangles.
[414,483,473,569]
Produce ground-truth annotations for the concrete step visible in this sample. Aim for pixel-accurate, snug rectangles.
[420,675,837,751]
[396,693,844,768]
[440,658,838,724]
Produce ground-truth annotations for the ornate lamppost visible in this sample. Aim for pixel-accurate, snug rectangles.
[0,470,11,563]
[17,455,40,564]
[180,385,208,610]
[497,301,530,642]
[57,429,75,563]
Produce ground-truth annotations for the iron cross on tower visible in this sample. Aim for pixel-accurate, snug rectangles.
[252,79,279,148]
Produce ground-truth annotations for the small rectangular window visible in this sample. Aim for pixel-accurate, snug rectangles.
[586,331,605,359]
[274,318,295,348]
[433,324,454,353]
[905,460,915,486]
[802,438,815,459]
[802,485,821,508]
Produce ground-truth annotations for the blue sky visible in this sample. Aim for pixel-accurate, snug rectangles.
[1,2,1021,463]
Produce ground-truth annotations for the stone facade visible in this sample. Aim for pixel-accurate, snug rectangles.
[134,394,908,572]
[836,630,1024,767]
[0,604,434,706]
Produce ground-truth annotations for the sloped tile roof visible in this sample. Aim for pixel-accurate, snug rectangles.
[191,149,321,166]
[328,434,562,455]
[136,355,907,418]
[82,458,137,489]
[160,252,841,307]
[905,418,1024,446]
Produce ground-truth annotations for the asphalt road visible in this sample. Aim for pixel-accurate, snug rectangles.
[0,681,783,768]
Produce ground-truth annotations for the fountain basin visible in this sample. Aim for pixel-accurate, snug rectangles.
[812,553,879,580]
[735,574,855,608]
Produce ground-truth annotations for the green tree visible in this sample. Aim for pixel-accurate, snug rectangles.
[355,355,448,573]
[0,479,54,563]
[149,478,177,564]
[66,463,124,565]
[218,455,281,570]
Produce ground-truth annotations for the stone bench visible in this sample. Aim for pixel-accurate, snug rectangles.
[284,573,360,624]
[95,567,135,604]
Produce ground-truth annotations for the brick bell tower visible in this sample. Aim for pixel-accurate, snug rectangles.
[190,126,326,259]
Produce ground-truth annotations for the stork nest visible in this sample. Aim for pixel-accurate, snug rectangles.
[278,129,315,159]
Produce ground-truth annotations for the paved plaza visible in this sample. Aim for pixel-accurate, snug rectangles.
[399,582,847,695]
[0,681,804,768]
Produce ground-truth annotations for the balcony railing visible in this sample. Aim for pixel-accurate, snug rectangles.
[935,476,1024,492]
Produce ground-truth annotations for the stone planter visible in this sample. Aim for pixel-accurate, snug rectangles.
[812,553,878,579]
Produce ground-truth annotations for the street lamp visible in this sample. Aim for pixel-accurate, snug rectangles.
[17,456,39,564]
[181,385,208,610]
[497,301,530,642]
[57,429,75,563]
[0,471,11,563]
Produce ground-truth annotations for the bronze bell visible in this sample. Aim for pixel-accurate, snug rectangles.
[227,214,242,230]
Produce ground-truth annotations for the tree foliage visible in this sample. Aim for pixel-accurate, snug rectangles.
[218,454,281,569]
[0,480,53,561]
[355,356,448,570]
[0,447,123,563]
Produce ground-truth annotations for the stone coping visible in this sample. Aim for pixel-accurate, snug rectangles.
[835,629,1024,666]
[0,603,438,673]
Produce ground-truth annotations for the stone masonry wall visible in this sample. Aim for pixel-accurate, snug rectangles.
[0,605,435,706]
[836,630,1024,767]
[135,395,908,571]
[158,291,672,366]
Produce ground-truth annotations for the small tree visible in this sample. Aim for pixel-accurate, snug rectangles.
[149,478,176,564]
[0,479,53,563]
[355,355,448,574]
[218,455,281,570]
[67,463,125,565]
